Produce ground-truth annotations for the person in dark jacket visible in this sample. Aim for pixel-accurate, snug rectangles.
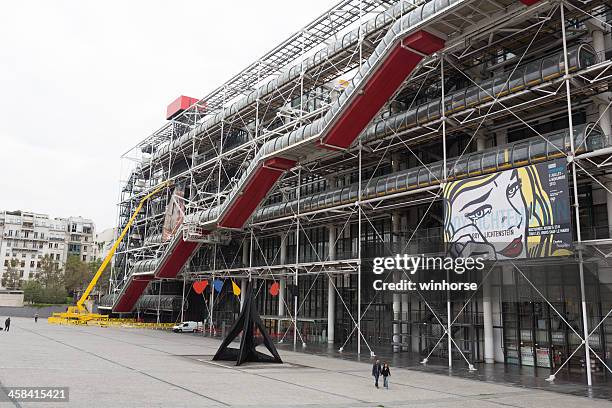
[381,362,391,389]
[372,359,382,388]
[5,317,10,332]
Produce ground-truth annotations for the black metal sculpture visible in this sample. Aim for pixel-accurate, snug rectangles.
[212,281,283,365]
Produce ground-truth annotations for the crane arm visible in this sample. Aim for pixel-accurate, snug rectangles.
[76,182,169,312]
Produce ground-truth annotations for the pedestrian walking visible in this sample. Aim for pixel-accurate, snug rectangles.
[381,362,391,389]
[34,313,39,323]
[372,359,382,388]
[5,317,10,332]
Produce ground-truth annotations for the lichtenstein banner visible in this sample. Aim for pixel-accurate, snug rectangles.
[443,159,572,260]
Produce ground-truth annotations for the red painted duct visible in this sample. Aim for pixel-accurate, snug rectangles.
[322,31,444,149]
[219,158,297,229]
[113,275,154,313]
[155,239,200,279]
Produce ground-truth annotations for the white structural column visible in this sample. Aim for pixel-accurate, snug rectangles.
[241,239,250,310]
[494,129,514,363]
[482,276,495,363]
[390,153,408,352]
[240,279,247,309]
[400,213,409,351]
[391,153,402,352]
[494,268,509,362]
[494,130,510,362]
[400,284,409,352]
[156,282,161,324]
[392,212,401,353]
[562,4,592,385]
[278,232,287,335]
[357,143,362,355]
[210,244,217,334]
[589,18,607,59]
[294,167,302,348]
[328,225,336,344]
[279,232,287,317]
[441,55,452,368]
[180,276,186,323]
[476,133,494,364]
[475,133,486,152]
[495,129,507,147]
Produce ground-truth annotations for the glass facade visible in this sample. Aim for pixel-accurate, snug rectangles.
[190,176,612,384]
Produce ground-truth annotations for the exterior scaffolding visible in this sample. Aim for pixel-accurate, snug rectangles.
[102,0,612,388]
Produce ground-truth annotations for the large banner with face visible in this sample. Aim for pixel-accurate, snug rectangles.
[162,185,185,241]
[443,160,572,260]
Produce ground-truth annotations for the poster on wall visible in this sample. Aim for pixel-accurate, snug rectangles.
[443,159,572,260]
[162,184,185,241]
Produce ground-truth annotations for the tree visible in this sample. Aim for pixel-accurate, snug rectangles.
[23,280,43,303]
[1,258,22,289]
[41,285,67,304]
[36,254,64,289]
[88,258,110,294]
[64,255,91,297]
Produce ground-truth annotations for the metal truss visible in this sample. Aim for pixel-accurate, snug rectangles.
[112,0,612,388]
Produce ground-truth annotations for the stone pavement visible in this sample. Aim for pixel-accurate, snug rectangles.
[0,317,609,407]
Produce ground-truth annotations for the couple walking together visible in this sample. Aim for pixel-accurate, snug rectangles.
[372,359,391,389]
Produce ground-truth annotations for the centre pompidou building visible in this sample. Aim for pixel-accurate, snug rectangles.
[100,0,612,386]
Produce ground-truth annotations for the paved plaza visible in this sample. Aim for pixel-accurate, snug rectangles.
[0,317,609,407]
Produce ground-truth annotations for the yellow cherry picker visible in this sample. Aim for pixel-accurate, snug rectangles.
[50,182,168,324]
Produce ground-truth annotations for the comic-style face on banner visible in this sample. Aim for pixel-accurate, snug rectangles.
[443,160,572,260]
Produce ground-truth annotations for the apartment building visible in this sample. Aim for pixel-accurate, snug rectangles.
[0,211,96,288]
[66,216,96,263]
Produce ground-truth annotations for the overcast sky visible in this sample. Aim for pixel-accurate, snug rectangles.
[0,0,335,232]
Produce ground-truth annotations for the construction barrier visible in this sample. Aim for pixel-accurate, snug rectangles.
[47,316,174,330]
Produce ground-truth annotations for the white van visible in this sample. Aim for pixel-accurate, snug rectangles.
[172,321,201,333]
